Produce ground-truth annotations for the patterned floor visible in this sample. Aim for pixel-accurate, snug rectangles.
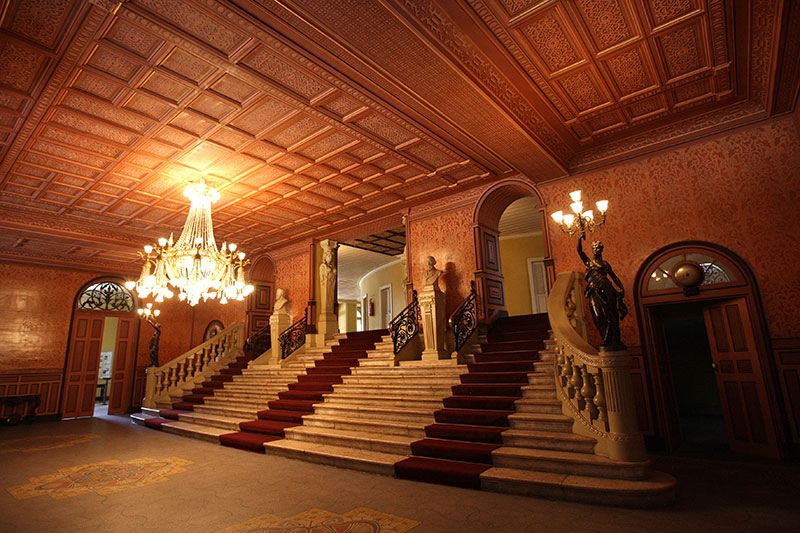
[8,457,192,499]
[0,434,99,454]
[217,508,419,533]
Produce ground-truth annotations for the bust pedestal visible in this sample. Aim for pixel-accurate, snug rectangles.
[419,285,448,361]
[269,311,291,365]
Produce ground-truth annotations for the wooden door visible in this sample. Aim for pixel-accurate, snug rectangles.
[380,286,391,328]
[247,283,273,337]
[703,298,781,458]
[107,317,135,414]
[62,312,104,418]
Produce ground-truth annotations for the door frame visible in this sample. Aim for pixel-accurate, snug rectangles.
[61,277,140,418]
[634,241,784,455]
[526,256,548,314]
[379,284,392,329]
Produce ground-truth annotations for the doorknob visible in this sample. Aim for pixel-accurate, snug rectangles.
[711,362,717,371]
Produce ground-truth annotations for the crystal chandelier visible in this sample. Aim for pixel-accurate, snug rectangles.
[126,181,254,306]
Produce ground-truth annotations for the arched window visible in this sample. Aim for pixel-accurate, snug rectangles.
[77,281,134,312]
[646,251,738,292]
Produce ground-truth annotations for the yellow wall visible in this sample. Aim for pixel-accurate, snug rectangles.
[100,317,119,353]
[359,260,405,330]
[338,299,359,333]
[498,233,546,316]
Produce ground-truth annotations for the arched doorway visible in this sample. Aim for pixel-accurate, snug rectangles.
[472,178,552,324]
[635,242,783,458]
[246,255,276,338]
[62,279,138,418]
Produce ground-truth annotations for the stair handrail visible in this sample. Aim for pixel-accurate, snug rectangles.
[279,308,307,359]
[389,289,420,355]
[448,280,477,352]
[243,323,271,360]
[143,322,244,408]
[547,271,647,462]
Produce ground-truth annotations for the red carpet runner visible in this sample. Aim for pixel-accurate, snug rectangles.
[219,329,387,453]
[394,314,549,488]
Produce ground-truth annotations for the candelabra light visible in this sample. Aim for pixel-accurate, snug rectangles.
[550,190,609,236]
[137,303,160,322]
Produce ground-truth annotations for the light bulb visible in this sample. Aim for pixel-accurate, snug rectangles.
[154,310,160,317]
[570,201,583,214]
[569,190,582,202]
[155,294,164,303]
[562,214,575,226]
[582,210,594,221]
[551,211,563,223]
[146,303,153,309]
[125,281,135,290]
[158,238,167,247]
[228,243,237,252]
[596,200,608,213]
[137,308,144,316]
[143,245,153,253]
[237,252,245,260]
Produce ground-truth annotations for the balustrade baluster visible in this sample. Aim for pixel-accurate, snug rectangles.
[570,362,583,406]
[593,371,608,430]
[561,355,573,392]
[581,365,598,420]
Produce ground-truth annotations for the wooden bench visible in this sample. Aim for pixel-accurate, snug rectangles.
[0,394,41,425]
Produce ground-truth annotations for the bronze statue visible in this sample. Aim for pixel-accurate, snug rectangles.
[577,231,628,351]
[147,321,161,367]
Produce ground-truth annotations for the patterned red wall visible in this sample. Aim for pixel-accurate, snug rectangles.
[539,116,800,344]
[409,206,477,316]
[274,251,310,320]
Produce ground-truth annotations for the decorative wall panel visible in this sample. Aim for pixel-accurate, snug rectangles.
[0,369,62,417]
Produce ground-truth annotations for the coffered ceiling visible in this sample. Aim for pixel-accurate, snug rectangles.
[0,0,796,273]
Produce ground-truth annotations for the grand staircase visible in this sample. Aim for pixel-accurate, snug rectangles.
[264,335,466,474]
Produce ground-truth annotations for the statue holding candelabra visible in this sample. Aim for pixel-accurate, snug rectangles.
[551,190,627,351]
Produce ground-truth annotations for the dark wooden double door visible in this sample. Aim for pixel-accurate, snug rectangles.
[62,311,136,418]
[654,298,780,458]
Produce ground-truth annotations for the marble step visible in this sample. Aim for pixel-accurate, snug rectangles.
[508,413,574,432]
[193,404,259,419]
[533,361,555,372]
[312,404,435,425]
[341,375,459,385]
[528,373,555,386]
[283,425,416,455]
[202,397,272,410]
[332,383,453,396]
[350,366,466,377]
[513,398,563,414]
[162,420,230,443]
[480,467,676,507]
[357,359,394,368]
[321,393,444,410]
[263,439,403,476]
[212,390,280,400]
[301,413,427,437]
[491,447,650,480]
[520,385,557,399]
[501,429,596,453]
[177,411,251,430]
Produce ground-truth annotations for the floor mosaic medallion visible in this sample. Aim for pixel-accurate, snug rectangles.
[217,507,419,533]
[0,434,100,454]
[7,456,192,499]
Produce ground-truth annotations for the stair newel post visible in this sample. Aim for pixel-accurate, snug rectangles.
[580,365,597,420]
[593,370,608,430]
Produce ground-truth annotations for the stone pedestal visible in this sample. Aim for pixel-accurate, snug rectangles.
[269,311,291,365]
[143,366,156,408]
[316,311,338,345]
[420,286,448,360]
[597,347,647,462]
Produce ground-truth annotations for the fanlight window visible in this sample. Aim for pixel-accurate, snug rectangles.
[647,252,736,291]
[78,282,134,312]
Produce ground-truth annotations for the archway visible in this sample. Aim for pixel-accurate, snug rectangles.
[62,278,138,418]
[634,241,782,458]
[472,178,552,324]
[246,255,276,338]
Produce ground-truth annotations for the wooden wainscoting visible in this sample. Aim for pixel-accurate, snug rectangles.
[628,347,655,436]
[0,369,62,418]
[773,338,800,444]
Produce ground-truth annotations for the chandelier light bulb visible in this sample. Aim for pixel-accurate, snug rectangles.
[583,210,594,221]
[596,200,608,213]
[569,190,582,202]
[562,214,575,226]
[154,309,160,317]
[228,243,237,252]
[137,308,144,316]
[125,281,135,290]
[551,210,564,223]
[144,245,153,253]
[158,237,167,247]
[570,201,583,214]
[237,252,245,260]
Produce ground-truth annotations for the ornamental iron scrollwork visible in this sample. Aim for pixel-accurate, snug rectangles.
[77,282,134,312]
[279,311,307,359]
[389,290,420,355]
[244,324,271,360]
[449,280,477,352]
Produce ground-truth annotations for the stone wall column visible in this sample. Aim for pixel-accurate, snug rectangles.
[269,311,291,365]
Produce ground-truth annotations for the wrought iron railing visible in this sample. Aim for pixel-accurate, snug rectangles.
[449,280,477,352]
[279,309,307,359]
[389,290,420,355]
[243,324,271,360]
